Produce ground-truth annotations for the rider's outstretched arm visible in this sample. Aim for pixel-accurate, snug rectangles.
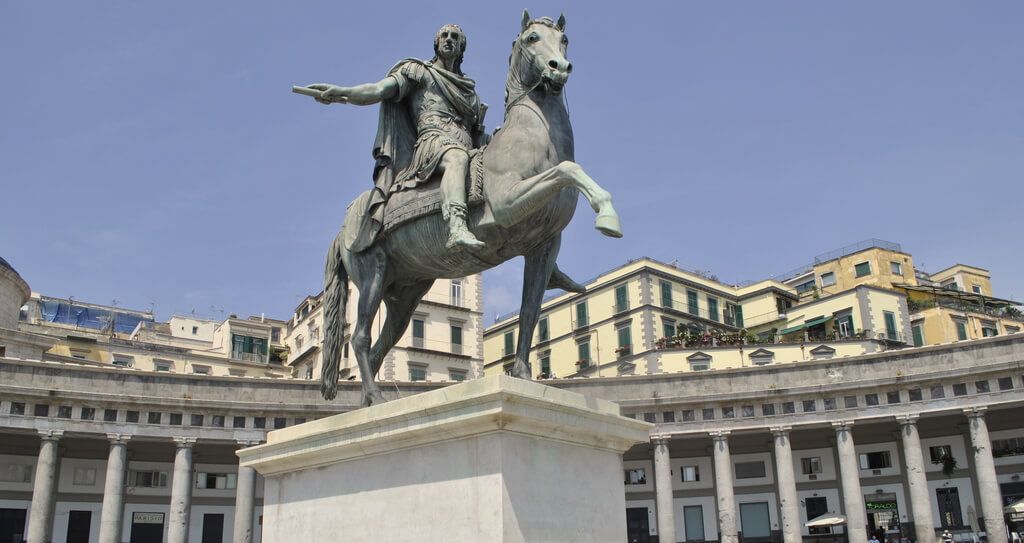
[306,77,399,106]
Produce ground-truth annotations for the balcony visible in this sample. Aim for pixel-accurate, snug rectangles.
[908,297,1024,322]
[231,351,267,364]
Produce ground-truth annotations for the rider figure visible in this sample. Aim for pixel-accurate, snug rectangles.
[308,24,486,250]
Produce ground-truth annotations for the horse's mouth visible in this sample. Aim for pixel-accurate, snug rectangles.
[542,73,568,94]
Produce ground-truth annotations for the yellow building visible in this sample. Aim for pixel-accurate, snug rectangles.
[781,239,917,300]
[482,258,909,379]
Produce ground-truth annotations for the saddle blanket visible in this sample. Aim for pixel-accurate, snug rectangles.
[381,149,486,235]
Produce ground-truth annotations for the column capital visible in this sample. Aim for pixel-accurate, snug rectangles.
[173,437,197,448]
[236,439,261,448]
[963,406,988,418]
[651,434,672,446]
[769,426,792,437]
[106,433,132,444]
[831,420,855,431]
[709,430,730,441]
[896,414,920,426]
[37,429,64,441]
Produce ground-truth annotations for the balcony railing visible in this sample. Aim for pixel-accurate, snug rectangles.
[909,298,1024,322]
[231,351,267,364]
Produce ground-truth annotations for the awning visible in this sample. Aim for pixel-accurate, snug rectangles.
[778,323,805,335]
[806,513,846,527]
[896,284,1021,307]
[804,315,830,327]
[1006,498,1024,514]
[779,315,830,335]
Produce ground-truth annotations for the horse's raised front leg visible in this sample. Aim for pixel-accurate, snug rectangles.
[350,248,388,407]
[367,279,435,377]
[490,161,622,238]
[512,235,562,379]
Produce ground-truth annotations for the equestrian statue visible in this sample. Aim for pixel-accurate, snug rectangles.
[294,11,622,405]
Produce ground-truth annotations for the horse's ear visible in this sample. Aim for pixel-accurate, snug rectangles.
[521,10,531,32]
[556,13,566,31]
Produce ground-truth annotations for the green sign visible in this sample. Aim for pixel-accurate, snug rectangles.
[866,501,897,511]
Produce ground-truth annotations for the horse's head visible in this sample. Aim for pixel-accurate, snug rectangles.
[507,11,572,105]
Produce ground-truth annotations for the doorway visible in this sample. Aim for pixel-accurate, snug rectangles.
[626,507,650,543]
[129,512,165,543]
[0,509,27,543]
[201,513,225,543]
[66,510,92,543]
[740,502,772,542]
[937,487,964,529]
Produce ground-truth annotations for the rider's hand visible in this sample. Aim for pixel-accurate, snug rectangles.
[306,83,350,105]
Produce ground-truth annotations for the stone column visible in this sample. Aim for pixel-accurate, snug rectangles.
[897,415,936,543]
[653,435,676,543]
[98,433,131,543]
[771,427,801,543]
[965,407,1007,543]
[168,437,197,543]
[233,441,259,543]
[833,421,867,543]
[710,431,738,543]
[27,429,63,543]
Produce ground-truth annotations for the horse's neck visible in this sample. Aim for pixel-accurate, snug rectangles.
[505,92,573,153]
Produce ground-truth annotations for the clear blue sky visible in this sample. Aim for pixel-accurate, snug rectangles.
[2,2,1022,323]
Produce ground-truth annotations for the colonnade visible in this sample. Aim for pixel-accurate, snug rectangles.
[650,409,1009,543]
[23,432,259,543]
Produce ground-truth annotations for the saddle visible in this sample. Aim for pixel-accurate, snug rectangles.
[380,148,486,235]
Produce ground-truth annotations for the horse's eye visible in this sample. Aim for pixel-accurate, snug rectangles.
[528,33,540,43]
[561,36,568,45]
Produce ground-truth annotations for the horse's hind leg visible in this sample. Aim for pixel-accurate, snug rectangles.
[350,248,389,407]
[490,161,621,238]
[512,235,562,379]
[367,279,435,379]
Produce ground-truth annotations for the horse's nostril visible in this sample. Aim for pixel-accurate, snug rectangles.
[548,60,559,70]
[566,63,573,73]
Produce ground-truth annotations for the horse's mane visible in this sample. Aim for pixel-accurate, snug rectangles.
[504,17,562,115]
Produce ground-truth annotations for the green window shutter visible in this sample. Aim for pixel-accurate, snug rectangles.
[538,318,549,342]
[687,291,699,316]
[577,342,590,364]
[662,320,675,339]
[708,298,719,322]
[884,311,897,340]
[504,331,514,356]
[615,285,629,312]
[734,304,744,328]
[413,319,425,339]
[955,320,968,341]
[617,327,632,357]
[912,324,924,347]
[451,325,462,345]
[540,356,551,375]
[660,281,673,308]
[575,302,588,327]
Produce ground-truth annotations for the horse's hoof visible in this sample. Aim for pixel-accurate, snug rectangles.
[362,390,386,408]
[596,214,623,238]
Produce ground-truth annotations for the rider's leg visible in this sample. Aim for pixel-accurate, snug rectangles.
[439,149,484,249]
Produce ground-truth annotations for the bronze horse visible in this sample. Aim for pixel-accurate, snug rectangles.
[321,12,621,405]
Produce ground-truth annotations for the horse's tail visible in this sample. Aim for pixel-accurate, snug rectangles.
[321,230,349,400]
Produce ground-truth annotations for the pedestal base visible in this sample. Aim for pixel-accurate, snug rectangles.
[238,374,650,543]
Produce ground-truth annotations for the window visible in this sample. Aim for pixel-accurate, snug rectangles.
[844,396,858,408]
[975,380,990,393]
[722,407,735,419]
[57,406,72,419]
[230,334,268,362]
[126,411,140,423]
[616,326,632,358]
[912,323,924,347]
[450,324,463,354]
[537,352,551,377]
[741,405,754,418]
[197,472,237,490]
[684,505,705,541]
[449,369,467,382]
[80,406,94,420]
[886,391,901,404]
[191,414,204,426]
[409,364,427,382]
[413,319,426,349]
[972,284,982,294]
[702,408,715,420]
[154,359,173,372]
[148,412,162,424]
[981,321,998,337]
[577,340,591,366]
[642,412,656,423]
[661,319,675,340]
[865,393,879,406]
[690,360,709,372]
[734,461,766,479]
[274,417,286,429]
[112,354,134,368]
[211,415,225,428]
[929,445,953,463]
[253,416,266,429]
[729,303,744,328]
[854,262,871,277]
[450,278,463,306]
[575,301,588,328]
[890,262,903,275]
[536,318,548,342]
[271,327,280,342]
[191,365,211,375]
[663,411,675,423]
[953,383,967,396]
[883,311,898,340]
[823,398,837,410]
[954,319,968,341]
[707,297,719,322]
[104,409,118,422]
[295,335,304,350]
[687,290,699,316]
[34,404,49,417]
[660,281,673,308]
[796,280,816,294]
[681,465,700,482]
[801,457,822,475]
[930,386,946,399]
[762,404,775,416]
[0,464,32,483]
[73,467,96,485]
[859,451,892,470]
[233,416,246,428]
[128,470,168,488]
[992,437,1024,458]
[782,402,795,414]
[682,409,695,421]
[820,272,836,287]
[192,325,200,335]
[624,468,646,485]
[1008,326,1021,334]
[169,413,183,425]
[503,330,514,356]
[998,376,1014,390]
[835,314,854,338]
[908,388,923,401]
[802,400,816,412]
[615,284,629,313]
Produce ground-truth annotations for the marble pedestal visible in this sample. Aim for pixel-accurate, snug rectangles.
[238,374,650,543]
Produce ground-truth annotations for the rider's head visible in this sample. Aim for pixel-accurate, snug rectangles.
[433,24,467,74]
